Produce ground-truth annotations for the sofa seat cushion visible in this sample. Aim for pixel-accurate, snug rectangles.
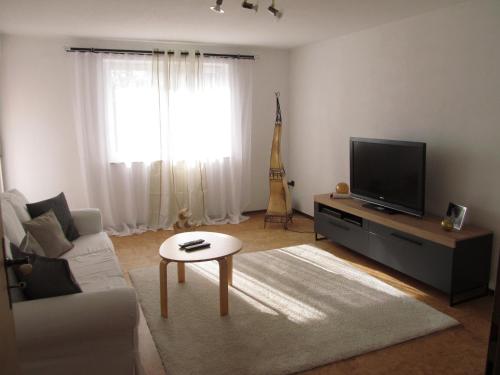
[62,233,127,293]
[64,232,114,258]
[66,250,127,293]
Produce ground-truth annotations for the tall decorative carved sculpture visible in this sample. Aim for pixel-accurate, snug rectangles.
[264,92,293,228]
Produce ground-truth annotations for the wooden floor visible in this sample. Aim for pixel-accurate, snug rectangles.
[112,212,493,375]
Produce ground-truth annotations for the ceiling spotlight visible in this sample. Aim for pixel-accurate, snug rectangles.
[210,0,224,13]
[268,0,282,18]
[242,0,258,12]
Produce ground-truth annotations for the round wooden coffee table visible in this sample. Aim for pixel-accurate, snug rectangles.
[159,231,242,318]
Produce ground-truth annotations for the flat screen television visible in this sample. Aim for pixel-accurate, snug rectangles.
[350,137,426,217]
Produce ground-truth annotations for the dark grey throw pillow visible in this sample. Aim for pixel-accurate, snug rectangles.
[10,243,81,300]
[27,192,80,241]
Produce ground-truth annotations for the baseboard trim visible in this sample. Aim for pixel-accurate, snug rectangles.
[243,208,313,220]
[242,209,266,215]
[293,209,314,219]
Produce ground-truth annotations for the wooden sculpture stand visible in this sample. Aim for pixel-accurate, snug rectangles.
[264,92,292,229]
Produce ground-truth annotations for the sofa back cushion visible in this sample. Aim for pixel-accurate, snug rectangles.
[1,189,32,248]
[1,200,26,248]
[1,189,31,223]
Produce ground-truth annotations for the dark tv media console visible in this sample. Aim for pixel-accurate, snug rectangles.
[314,194,493,306]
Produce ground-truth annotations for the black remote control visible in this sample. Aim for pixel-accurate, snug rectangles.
[184,243,211,252]
[179,239,205,248]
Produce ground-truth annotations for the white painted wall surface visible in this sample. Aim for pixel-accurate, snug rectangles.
[288,0,500,286]
[0,36,86,207]
[0,35,288,211]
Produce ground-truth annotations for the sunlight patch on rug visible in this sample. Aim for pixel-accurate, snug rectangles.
[130,244,458,375]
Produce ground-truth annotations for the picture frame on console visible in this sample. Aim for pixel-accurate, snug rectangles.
[446,202,467,230]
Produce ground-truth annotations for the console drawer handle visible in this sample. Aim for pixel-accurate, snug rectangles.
[343,218,362,227]
[391,232,423,246]
[328,219,350,231]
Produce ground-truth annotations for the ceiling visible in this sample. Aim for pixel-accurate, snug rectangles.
[0,0,466,48]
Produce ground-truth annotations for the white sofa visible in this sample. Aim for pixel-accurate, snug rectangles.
[1,190,140,375]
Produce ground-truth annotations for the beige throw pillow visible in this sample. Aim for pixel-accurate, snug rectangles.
[23,210,73,258]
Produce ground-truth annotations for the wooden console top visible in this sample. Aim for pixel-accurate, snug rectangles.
[314,194,492,248]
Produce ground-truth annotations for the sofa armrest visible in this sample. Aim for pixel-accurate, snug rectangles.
[13,288,138,350]
[71,208,103,235]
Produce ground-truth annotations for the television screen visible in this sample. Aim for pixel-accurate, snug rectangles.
[350,138,426,217]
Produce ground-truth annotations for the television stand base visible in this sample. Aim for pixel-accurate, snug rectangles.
[314,194,493,307]
[362,203,398,215]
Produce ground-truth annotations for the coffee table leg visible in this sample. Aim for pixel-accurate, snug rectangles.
[177,262,185,283]
[218,257,229,316]
[160,259,169,318]
[227,255,233,286]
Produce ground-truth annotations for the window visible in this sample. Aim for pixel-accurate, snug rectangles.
[103,56,233,164]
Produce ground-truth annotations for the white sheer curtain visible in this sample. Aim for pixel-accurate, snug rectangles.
[72,52,253,234]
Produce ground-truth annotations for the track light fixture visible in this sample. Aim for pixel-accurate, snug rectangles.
[242,0,258,12]
[210,0,282,18]
[268,0,282,19]
[210,0,224,14]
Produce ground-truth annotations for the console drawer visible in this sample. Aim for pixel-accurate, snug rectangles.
[315,212,368,253]
[368,223,453,293]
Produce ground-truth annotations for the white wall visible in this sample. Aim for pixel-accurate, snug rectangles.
[0,36,86,206]
[288,0,500,286]
[0,35,288,211]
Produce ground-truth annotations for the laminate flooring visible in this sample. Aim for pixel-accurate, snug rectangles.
[112,212,492,375]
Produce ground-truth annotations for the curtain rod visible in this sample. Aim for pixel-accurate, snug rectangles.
[203,53,255,60]
[65,47,255,60]
[65,47,164,55]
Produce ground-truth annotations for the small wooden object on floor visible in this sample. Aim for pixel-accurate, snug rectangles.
[159,231,242,318]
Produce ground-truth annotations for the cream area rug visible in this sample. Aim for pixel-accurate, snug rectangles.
[129,244,458,375]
